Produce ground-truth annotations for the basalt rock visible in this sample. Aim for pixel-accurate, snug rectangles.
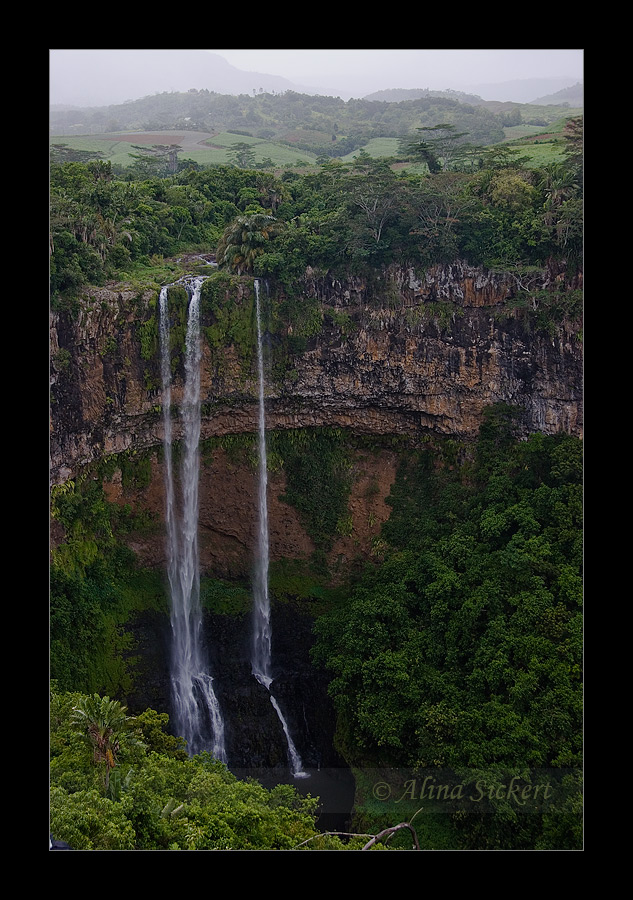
[50,261,582,488]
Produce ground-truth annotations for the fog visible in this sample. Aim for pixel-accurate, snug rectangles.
[213,48,583,100]
[50,48,583,108]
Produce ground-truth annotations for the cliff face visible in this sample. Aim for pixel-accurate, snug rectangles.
[50,261,583,488]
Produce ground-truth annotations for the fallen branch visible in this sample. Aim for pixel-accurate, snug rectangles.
[362,821,421,851]
[293,809,423,850]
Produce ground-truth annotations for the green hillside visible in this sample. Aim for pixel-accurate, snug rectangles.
[50,89,581,173]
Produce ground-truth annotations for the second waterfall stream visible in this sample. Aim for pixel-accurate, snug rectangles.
[251,279,308,778]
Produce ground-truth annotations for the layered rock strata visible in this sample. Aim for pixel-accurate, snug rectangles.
[50,262,583,487]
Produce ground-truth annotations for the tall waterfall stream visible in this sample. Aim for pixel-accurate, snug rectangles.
[159,276,226,761]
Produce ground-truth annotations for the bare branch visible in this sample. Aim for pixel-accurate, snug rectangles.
[293,810,424,850]
[362,822,421,851]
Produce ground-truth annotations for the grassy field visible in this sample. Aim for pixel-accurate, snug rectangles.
[500,111,581,167]
[509,138,568,167]
[50,130,319,168]
[342,137,402,162]
[51,111,579,172]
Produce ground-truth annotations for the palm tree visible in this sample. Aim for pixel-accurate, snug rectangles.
[71,694,138,793]
[216,213,282,275]
[538,163,578,226]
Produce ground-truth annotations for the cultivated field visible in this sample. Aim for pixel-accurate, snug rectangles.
[49,129,319,168]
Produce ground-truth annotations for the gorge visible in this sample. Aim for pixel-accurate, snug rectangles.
[49,258,583,836]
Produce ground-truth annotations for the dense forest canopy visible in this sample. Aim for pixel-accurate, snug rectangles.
[312,411,582,849]
[49,98,583,849]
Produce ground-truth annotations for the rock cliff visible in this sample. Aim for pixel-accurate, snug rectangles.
[50,260,582,487]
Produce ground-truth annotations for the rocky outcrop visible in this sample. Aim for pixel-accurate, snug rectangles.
[50,261,583,487]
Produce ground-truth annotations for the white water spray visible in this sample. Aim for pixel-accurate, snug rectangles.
[251,280,308,778]
[160,277,226,761]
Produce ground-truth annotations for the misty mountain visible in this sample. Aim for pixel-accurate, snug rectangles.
[364,88,487,104]
[465,76,581,104]
[531,82,583,107]
[49,49,318,108]
[363,78,583,107]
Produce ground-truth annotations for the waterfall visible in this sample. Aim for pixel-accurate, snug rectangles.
[252,279,272,685]
[269,694,308,778]
[251,280,308,779]
[159,277,227,762]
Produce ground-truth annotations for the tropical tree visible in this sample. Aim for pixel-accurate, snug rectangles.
[561,116,583,181]
[535,162,582,258]
[71,694,141,795]
[216,213,283,274]
[254,172,288,212]
[50,144,105,164]
[228,142,257,169]
[400,124,473,173]
[346,155,403,244]
[128,144,182,178]
[538,163,579,227]
[409,171,475,262]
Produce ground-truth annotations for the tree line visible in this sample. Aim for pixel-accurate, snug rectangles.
[50,88,513,153]
[49,116,583,301]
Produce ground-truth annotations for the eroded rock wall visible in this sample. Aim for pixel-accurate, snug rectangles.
[50,262,583,488]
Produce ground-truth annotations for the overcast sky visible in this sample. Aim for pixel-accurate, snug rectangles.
[50,48,584,107]
[211,48,583,97]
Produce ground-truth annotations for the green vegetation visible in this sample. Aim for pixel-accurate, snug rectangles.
[311,407,583,849]
[50,89,579,166]
[270,429,354,558]
[200,576,252,617]
[199,272,256,373]
[50,413,583,849]
[50,686,323,849]
[50,91,583,850]
[50,468,166,696]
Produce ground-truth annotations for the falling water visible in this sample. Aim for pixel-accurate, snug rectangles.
[160,277,227,761]
[252,279,272,685]
[251,279,308,778]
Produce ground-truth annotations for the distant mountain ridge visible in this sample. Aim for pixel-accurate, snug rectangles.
[468,76,582,104]
[365,79,583,108]
[50,50,311,108]
[364,88,487,104]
